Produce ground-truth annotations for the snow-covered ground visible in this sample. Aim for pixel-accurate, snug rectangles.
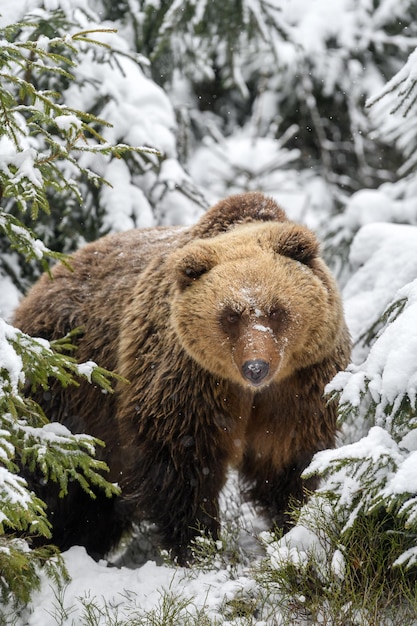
[25,547,257,626]
[12,482,271,625]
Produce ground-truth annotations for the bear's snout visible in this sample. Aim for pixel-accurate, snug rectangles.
[242,359,269,385]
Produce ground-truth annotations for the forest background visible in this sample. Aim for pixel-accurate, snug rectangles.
[2,0,417,624]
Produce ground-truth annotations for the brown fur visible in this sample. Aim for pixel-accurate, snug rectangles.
[13,192,350,563]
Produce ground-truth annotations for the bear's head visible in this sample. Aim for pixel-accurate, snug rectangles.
[170,221,344,389]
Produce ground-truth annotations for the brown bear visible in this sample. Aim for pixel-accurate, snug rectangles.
[13,192,350,563]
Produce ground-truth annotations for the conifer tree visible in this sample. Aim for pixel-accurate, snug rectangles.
[107,0,417,209]
[0,10,156,607]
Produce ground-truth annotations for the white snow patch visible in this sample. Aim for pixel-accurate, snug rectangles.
[77,360,98,382]
[253,324,273,334]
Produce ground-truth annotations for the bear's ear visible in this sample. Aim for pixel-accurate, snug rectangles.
[192,192,288,238]
[271,224,320,265]
[175,246,218,290]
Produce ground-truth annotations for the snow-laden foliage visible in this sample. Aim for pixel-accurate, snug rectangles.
[0,317,121,605]
[0,4,205,296]
[332,224,417,433]
[154,0,417,203]
[0,10,141,607]
[368,46,417,176]
[298,219,417,569]
[324,45,417,279]
[63,0,417,224]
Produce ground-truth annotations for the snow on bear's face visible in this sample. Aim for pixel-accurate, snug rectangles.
[171,222,344,389]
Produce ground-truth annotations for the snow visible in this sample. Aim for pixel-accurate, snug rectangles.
[367,47,417,115]
[65,51,176,157]
[76,361,98,382]
[253,324,273,334]
[189,131,302,208]
[0,320,24,394]
[54,114,83,132]
[328,223,417,431]
[308,426,401,473]
[9,479,267,625]
[330,549,346,581]
[21,546,259,626]
[0,147,43,189]
[0,466,32,508]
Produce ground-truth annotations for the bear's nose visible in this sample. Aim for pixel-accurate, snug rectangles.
[242,359,269,384]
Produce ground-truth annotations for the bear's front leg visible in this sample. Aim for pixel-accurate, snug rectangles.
[158,481,222,565]
[121,441,228,564]
[240,376,337,532]
[239,447,318,532]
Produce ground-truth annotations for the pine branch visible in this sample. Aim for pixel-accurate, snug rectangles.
[0,22,161,222]
[366,48,417,117]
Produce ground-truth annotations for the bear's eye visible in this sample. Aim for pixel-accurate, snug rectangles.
[219,309,242,329]
[229,313,240,324]
[226,312,240,324]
